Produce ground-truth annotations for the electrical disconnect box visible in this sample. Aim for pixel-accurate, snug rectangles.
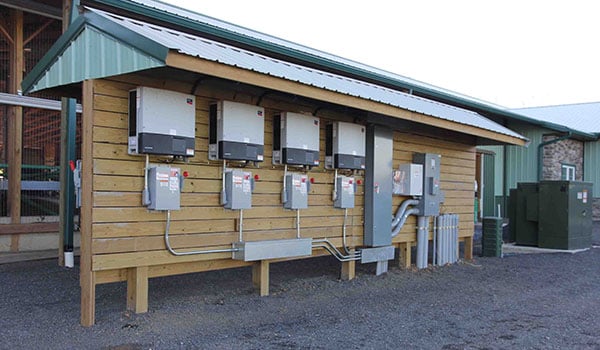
[147,166,181,210]
[273,112,320,167]
[413,153,444,216]
[325,121,366,170]
[283,173,309,209]
[224,169,254,209]
[334,175,355,208]
[393,164,423,196]
[128,87,196,157]
[209,101,264,162]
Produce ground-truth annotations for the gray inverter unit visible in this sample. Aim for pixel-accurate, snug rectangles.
[128,87,196,157]
[325,121,366,170]
[272,112,320,167]
[208,100,264,162]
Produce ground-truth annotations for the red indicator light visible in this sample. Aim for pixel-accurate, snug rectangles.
[357,179,363,185]
[183,171,189,178]
[310,178,315,184]
[254,174,260,181]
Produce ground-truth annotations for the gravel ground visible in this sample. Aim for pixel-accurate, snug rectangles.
[1,226,599,350]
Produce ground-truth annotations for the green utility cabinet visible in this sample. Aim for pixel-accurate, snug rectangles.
[538,181,593,250]
[507,188,517,242]
[482,217,503,257]
[514,183,539,246]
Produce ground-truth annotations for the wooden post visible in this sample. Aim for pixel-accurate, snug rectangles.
[79,80,95,326]
[127,266,149,313]
[7,9,24,251]
[398,242,412,268]
[252,260,269,296]
[464,236,473,260]
[340,250,355,281]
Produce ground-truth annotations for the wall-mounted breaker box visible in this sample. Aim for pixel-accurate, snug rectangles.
[393,164,423,196]
[413,153,444,216]
[128,87,196,157]
[209,101,264,162]
[334,175,356,208]
[325,121,366,169]
[273,112,320,167]
[147,166,181,210]
[224,169,254,209]
[283,173,309,209]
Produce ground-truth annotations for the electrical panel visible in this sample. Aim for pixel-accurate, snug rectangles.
[413,153,444,216]
[272,112,320,167]
[334,175,355,208]
[393,164,423,196]
[283,173,309,209]
[147,166,181,210]
[224,169,254,209]
[325,121,366,170]
[128,86,195,157]
[209,100,264,162]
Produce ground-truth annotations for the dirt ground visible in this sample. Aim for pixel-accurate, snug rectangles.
[1,233,599,350]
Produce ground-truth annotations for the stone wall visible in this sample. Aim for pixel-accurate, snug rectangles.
[542,136,584,180]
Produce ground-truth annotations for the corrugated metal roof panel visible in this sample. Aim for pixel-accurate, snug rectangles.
[29,24,164,92]
[512,102,600,134]
[94,9,525,141]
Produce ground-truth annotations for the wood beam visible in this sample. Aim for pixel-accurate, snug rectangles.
[7,9,23,252]
[23,19,55,46]
[166,52,527,147]
[0,0,63,20]
[0,22,13,45]
[79,79,95,326]
[127,266,149,313]
[252,260,269,296]
[397,242,412,269]
[0,222,59,235]
[340,256,356,281]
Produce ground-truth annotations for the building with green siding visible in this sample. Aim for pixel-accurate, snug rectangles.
[478,102,600,220]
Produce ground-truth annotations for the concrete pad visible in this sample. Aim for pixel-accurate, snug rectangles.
[502,243,590,255]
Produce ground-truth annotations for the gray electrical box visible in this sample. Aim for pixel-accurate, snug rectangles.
[128,87,196,157]
[209,100,264,162]
[147,166,181,210]
[413,153,444,216]
[334,175,355,208]
[224,169,253,209]
[284,173,309,209]
[273,112,320,167]
[325,121,366,170]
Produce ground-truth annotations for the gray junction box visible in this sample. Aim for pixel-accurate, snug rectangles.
[325,121,366,170]
[273,112,320,167]
[334,175,355,209]
[224,169,253,209]
[413,153,444,216]
[284,173,309,209]
[128,86,196,157]
[209,100,265,162]
[148,166,181,211]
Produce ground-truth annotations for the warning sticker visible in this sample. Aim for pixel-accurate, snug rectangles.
[233,175,243,188]
[157,171,169,187]
[242,176,251,193]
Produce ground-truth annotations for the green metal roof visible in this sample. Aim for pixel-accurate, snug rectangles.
[22,11,167,94]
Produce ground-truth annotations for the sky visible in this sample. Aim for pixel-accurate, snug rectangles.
[161,0,600,109]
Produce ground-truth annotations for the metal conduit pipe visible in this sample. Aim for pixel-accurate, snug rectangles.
[164,210,239,256]
[392,199,420,227]
[453,214,459,263]
[434,216,439,266]
[312,238,361,262]
[342,208,352,255]
[416,216,429,269]
[391,208,420,237]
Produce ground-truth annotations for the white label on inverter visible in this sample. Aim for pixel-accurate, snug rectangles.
[257,155,264,161]
[578,192,583,199]
[244,137,250,143]
[170,129,177,136]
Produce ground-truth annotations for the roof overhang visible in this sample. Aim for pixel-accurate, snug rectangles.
[22,6,527,147]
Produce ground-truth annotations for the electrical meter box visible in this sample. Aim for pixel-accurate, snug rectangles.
[147,166,181,210]
[209,101,264,162]
[325,121,366,170]
[273,112,320,167]
[224,169,253,209]
[393,163,423,196]
[284,173,309,209]
[413,153,444,216]
[128,87,195,157]
[334,176,355,208]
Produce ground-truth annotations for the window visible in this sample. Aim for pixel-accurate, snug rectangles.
[561,164,576,181]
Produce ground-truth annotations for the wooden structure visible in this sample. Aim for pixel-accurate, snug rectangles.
[22,1,527,326]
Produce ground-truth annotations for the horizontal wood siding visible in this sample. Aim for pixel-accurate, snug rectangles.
[89,77,475,277]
